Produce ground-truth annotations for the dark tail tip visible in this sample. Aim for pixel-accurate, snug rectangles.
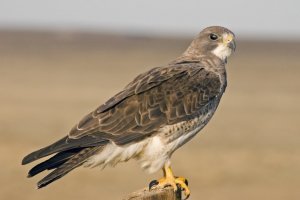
[37,173,64,189]
[22,152,38,165]
[22,156,30,165]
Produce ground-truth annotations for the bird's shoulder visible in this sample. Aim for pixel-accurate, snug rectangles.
[97,61,221,113]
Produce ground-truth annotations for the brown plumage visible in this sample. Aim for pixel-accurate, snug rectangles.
[22,26,236,192]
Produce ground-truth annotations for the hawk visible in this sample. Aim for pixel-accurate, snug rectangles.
[22,26,236,199]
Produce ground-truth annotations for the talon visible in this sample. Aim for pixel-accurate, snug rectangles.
[149,180,159,190]
[174,177,190,199]
[183,193,190,200]
[152,164,191,199]
[175,176,189,186]
[185,179,189,186]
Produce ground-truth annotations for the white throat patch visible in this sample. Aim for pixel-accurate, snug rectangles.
[212,43,232,61]
[212,33,233,61]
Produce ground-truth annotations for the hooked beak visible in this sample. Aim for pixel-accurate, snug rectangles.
[223,33,236,52]
[228,40,236,52]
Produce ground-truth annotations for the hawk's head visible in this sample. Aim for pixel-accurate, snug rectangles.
[183,26,236,62]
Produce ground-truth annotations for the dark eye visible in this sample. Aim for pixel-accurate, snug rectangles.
[209,33,218,40]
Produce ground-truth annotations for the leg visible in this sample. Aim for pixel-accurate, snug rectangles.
[149,164,190,199]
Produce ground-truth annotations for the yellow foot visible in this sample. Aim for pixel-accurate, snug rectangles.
[149,165,190,199]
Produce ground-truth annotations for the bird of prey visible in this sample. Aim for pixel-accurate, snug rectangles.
[22,26,236,199]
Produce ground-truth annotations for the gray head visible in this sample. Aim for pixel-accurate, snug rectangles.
[182,26,236,62]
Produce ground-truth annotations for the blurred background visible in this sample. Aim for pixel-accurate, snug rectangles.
[1,0,300,200]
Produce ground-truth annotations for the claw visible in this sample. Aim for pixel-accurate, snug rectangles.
[149,165,191,199]
[183,193,190,200]
[149,180,159,190]
[175,176,188,186]
[185,179,188,186]
[174,177,190,199]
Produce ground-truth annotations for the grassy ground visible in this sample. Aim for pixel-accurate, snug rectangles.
[0,30,299,200]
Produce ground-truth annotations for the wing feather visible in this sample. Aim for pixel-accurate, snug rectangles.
[68,62,222,145]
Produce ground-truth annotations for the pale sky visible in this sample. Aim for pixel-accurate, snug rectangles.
[0,0,299,38]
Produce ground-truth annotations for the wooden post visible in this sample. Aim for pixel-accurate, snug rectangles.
[123,187,182,200]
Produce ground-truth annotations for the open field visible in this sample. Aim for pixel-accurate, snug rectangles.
[0,30,300,200]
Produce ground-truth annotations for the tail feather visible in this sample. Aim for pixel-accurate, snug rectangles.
[22,136,108,165]
[37,146,102,189]
[27,148,84,178]
[22,136,70,165]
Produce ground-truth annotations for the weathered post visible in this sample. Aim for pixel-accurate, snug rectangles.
[123,186,182,200]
